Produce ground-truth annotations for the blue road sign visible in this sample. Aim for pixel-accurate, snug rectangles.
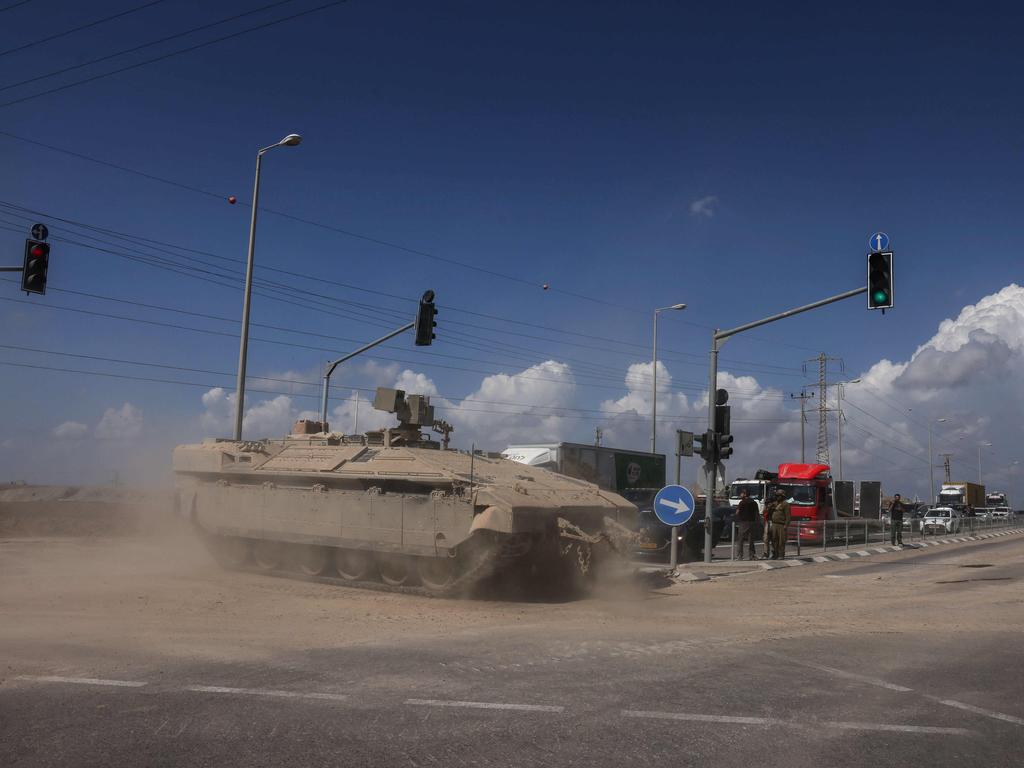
[653,484,696,527]
[869,232,890,252]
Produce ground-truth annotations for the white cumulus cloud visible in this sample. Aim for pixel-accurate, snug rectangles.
[689,195,719,218]
[95,403,143,441]
[52,421,88,440]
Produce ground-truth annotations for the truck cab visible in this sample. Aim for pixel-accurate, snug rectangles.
[727,470,777,516]
[776,463,835,542]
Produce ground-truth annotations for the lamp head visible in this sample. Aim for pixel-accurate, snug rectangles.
[279,133,302,147]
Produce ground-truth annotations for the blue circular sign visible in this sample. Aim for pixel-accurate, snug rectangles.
[652,484,696,527]
[869,232,890,252]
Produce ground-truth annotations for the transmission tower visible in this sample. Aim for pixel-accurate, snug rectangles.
[940,453,953,483]
[803,353,843,466]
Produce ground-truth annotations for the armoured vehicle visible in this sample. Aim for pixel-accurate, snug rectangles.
[173,388,638,594]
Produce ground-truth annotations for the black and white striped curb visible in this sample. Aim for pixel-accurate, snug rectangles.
[675,528,1024,581]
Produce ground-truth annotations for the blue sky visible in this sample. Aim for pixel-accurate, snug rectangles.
[1,0,1022,497]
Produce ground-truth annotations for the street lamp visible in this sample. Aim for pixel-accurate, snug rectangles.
[651,303,687,453]
[834,378,860,481]
[233,133,303,441]
[978,441,993,485]
[928,417,948,505]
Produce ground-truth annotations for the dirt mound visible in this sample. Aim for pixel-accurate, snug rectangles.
[0,485,177,538]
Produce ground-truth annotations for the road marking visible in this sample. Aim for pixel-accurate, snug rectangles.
[15,675,146,688]
[405,698,563,712]
[624,710,769,725]
[834,553,851,559]
[623,711,969,735]
[763,655,912,692]
[822,720,970,735]
[934,698,1024,726]
[185,685,347,701]
[855,550,871,556]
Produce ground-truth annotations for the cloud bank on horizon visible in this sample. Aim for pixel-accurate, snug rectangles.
[9,284,1024,496]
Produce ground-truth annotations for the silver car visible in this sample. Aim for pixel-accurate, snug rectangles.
[921,506,961,534]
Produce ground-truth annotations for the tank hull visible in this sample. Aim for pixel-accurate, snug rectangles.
[174,437,638,594]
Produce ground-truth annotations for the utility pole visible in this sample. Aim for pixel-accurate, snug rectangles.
[594,427,603,448]
[789,390,815,463]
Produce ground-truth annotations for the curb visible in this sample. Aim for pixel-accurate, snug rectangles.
[673,527,1024,580]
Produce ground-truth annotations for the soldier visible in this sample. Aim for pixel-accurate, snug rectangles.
[760,494,774,559]
[888,493,906,548]
[767,489,792,560]
[733,489,758,560]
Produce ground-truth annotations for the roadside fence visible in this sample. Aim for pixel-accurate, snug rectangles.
[717,512,1022,561]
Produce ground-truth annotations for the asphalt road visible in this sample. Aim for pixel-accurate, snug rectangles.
[2,530,1022,767]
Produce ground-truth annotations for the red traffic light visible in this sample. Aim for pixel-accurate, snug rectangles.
[21,238,50,295]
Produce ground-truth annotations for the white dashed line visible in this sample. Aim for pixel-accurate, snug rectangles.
[623,711,968,735]
[185,685,347,701]
[822,720,970,735]
[16,675,146,688]
[624,710,768,725]
[934,698,1024,726]
[405,698,563,712]
[763,655,912,692]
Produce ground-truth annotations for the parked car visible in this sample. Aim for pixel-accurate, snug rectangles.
[921,506,961,534]
[902,505,928,531]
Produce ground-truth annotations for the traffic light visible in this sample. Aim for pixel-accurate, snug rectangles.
[694,430,716,463]
[717,433,734,461]
[414,289,437,346]
[714,402,734,461]
[21,239,49,295]
[867,251,893,310]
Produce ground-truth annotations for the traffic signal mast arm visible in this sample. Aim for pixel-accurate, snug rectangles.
[319,289,437,428]
[701,282,872,563]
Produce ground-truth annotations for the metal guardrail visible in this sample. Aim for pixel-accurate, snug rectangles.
[717,513,1022,561]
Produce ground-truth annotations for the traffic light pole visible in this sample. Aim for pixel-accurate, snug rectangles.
[319,321,414,428]
[702,285,868,563]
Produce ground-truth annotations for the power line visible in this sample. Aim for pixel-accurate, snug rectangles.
[0,343,794,423]
[0,0,168,59]
[0,0,302,91]
[0,1,349,108]
[0,1,36,12]
[0,293,793,401]
[0,200,807,378]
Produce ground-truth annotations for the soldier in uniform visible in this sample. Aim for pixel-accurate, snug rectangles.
[767,489,792,560]
[734,489,759,560]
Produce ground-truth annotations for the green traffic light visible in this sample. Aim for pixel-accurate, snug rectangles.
[873,290,889,304]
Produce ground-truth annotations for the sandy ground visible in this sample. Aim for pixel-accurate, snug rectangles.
[0,510,1020,667]
[2,505,1023,767]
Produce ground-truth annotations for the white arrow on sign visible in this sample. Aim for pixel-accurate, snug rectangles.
[660,497,691,514]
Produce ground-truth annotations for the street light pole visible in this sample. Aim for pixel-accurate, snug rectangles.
[978,442,992,485]
[232,133,302,441]
[928,417,947,505]
[651,303,686,454]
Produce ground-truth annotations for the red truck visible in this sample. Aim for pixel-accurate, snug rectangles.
[775,463,836,542]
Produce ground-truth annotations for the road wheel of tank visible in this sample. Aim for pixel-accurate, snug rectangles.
[252,540,284,571]
[295,545,330,576]
[334,549,374,582]
[417,555,457,593]
[209,536,250,569]
[377,553,414,587]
